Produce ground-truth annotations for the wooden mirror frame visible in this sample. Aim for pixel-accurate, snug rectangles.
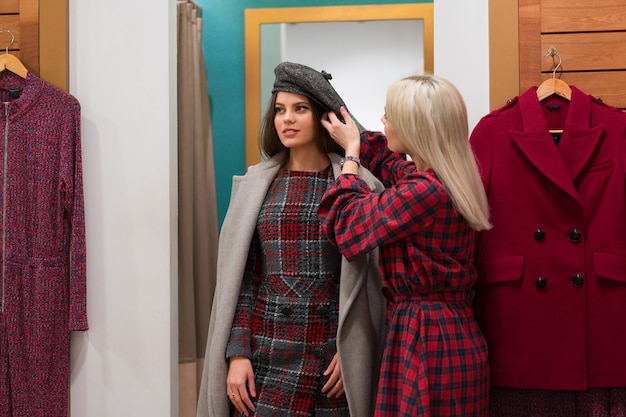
[244,4,434,167]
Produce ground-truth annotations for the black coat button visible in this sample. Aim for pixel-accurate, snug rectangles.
[569,229,582,242]
[281,306,292,316]
[313,348,323,358]
[536,277,547,289]
[572,274,584,287]
[317,305,329,316]
[534,229,546,242]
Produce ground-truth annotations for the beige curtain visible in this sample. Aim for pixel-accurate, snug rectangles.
[177,2,218,416]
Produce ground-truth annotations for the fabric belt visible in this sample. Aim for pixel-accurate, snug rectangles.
[382,287,468,304]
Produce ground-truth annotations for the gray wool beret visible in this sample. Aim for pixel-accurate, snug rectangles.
[272,61,346,115]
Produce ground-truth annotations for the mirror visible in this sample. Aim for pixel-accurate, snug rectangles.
[244,4,434,167]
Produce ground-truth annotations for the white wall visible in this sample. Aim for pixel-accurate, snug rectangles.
[281,20,424,133]
[435,0,490,131]
[63,1,488,416]
[68,1,178,416]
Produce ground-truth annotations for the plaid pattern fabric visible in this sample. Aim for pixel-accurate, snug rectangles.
[318,131,489,416]
[227,166,349,417]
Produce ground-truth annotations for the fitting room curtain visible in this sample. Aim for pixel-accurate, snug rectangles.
[177,2,218,416]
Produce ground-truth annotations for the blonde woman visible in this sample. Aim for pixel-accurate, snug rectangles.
[318,75,491,416]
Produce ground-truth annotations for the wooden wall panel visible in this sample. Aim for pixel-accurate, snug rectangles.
[518,0,542,93]
[0,0,38,74]
[541,0,626,33]
[0,15,21,50]
[0,0,67,91]
[0,1,19,14]
[40,0,68,90]
[18,0,39,74]
[518,0,626,110]
[549,71,626,109]
[488,0,519,109]
[541,32,626,72]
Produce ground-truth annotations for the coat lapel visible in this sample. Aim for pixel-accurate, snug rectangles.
[509,129,578,200]
[510,86,604,201]
[560,126,604,182]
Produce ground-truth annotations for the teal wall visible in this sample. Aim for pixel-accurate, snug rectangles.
[196,0,432,227]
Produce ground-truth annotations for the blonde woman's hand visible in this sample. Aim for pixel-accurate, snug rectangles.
[321,352,345,398]
[321,106,361,157]
[226,356,256,416]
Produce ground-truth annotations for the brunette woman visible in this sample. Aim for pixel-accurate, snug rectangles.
[196,62,385,417]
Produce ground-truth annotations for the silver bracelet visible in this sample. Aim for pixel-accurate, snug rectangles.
[340,155,360,169]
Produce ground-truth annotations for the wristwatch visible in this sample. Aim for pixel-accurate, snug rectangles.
[340,155,360,169]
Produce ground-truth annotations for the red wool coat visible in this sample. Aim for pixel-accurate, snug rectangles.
[470,86,626,390]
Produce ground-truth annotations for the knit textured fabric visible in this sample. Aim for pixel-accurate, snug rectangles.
[0,70,86,417]
[272,61,346,115]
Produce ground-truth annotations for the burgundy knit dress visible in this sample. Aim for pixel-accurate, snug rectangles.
[0,71,86,417]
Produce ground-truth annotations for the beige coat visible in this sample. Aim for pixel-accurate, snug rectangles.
[196,152,386,417]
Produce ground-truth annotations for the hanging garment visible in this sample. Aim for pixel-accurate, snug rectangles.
[470,85,626,390]
[0,71,87,417]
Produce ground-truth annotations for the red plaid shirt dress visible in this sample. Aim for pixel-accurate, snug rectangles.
[318,131,489,417]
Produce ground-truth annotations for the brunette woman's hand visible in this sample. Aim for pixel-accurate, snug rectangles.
[321,107,361,157]
[226,356,256,416]
[321,352,345,398]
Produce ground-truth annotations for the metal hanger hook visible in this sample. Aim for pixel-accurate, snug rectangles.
[0,29,15,54]
[544,45,562,78]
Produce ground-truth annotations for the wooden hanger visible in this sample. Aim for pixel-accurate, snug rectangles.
[536,46,571,102]
[0,53,28,79]
[537,77,571,101]
[0,30,28,79]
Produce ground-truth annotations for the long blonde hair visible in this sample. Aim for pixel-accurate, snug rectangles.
[385,75,492,231]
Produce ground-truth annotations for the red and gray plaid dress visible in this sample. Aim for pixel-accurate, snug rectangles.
[226,166,349,417]
[318,131,489,417]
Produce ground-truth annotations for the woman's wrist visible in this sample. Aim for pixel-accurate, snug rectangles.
[340,155,360,170]
[344,144,360,159]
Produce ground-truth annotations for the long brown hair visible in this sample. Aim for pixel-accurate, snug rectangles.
[259,92,344,158]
